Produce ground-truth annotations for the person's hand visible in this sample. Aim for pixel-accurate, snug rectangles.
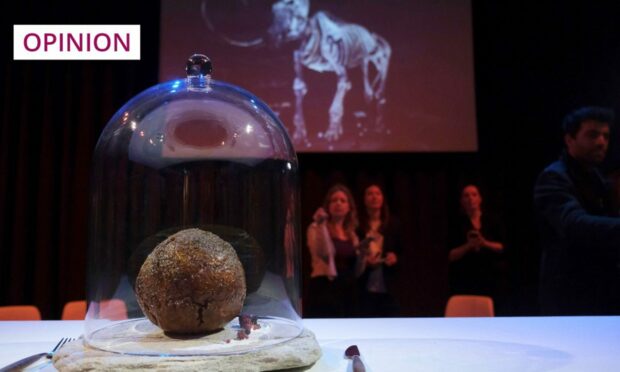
[384,252,397,266]
[466,230,482,252]
[476,232,502,252]
[363,238,383,266]
[478,233,490,249]
[358,236,374,254]
[313,208,329,224]
[366,249,383,266]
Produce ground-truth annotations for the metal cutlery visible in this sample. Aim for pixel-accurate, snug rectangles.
[345,344,366,372]
[0,337,75,371]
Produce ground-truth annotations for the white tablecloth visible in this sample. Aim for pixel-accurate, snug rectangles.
[1,317,619,371]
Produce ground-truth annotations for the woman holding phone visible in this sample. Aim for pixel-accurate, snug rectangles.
[356,184,403,317]
[448,184,505,298]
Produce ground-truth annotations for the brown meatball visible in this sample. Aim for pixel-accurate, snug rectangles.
[135,228,246,334]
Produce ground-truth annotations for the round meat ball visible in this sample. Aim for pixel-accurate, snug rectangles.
[135,228,246,334]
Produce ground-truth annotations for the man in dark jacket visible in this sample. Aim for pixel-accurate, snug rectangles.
[534,106,620,315]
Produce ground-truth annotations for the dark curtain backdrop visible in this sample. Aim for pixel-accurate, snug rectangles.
[2,1,620,318]
[1,1,161,318]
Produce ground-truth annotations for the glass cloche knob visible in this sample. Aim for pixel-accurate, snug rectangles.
[186,53,212,90]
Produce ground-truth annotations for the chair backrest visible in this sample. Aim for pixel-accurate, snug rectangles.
[0,305,42,320]
[65,299,128,320]
[61,300,88,320]
[98,299,128,320]
[445,295,495,317]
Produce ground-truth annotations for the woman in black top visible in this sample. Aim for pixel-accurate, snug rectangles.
[356,184,403,317]
[448,184,505,297]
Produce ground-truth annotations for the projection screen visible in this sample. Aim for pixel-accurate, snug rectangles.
[160,0,477,152]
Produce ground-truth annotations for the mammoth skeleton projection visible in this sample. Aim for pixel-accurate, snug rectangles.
[202,0,392,147]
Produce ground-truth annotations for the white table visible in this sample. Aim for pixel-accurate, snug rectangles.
[0,317,619,371]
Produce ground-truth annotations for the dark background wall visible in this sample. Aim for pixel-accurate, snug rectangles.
[2,1,619,318]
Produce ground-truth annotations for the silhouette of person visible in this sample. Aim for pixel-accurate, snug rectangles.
[448,184,505,298]
[534,106,620,315]
[356,184,403,317]
[305,184,360,317]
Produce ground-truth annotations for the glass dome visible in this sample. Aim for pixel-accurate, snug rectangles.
[85,54,302,356]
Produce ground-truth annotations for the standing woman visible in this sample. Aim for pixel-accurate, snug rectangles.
[306,184,360,317]
[448,184,505,298]
[356,184,403,317]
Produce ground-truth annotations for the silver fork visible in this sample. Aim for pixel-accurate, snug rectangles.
[0,337,76,371]
[46,337,75,359]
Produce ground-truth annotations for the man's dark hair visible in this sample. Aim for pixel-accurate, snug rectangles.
[563,106,615,137]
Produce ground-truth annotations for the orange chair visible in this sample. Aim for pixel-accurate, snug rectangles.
[0,305,42,320]
[61,300,88,320]
[63,299,128,320]
[445,295,495,317]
